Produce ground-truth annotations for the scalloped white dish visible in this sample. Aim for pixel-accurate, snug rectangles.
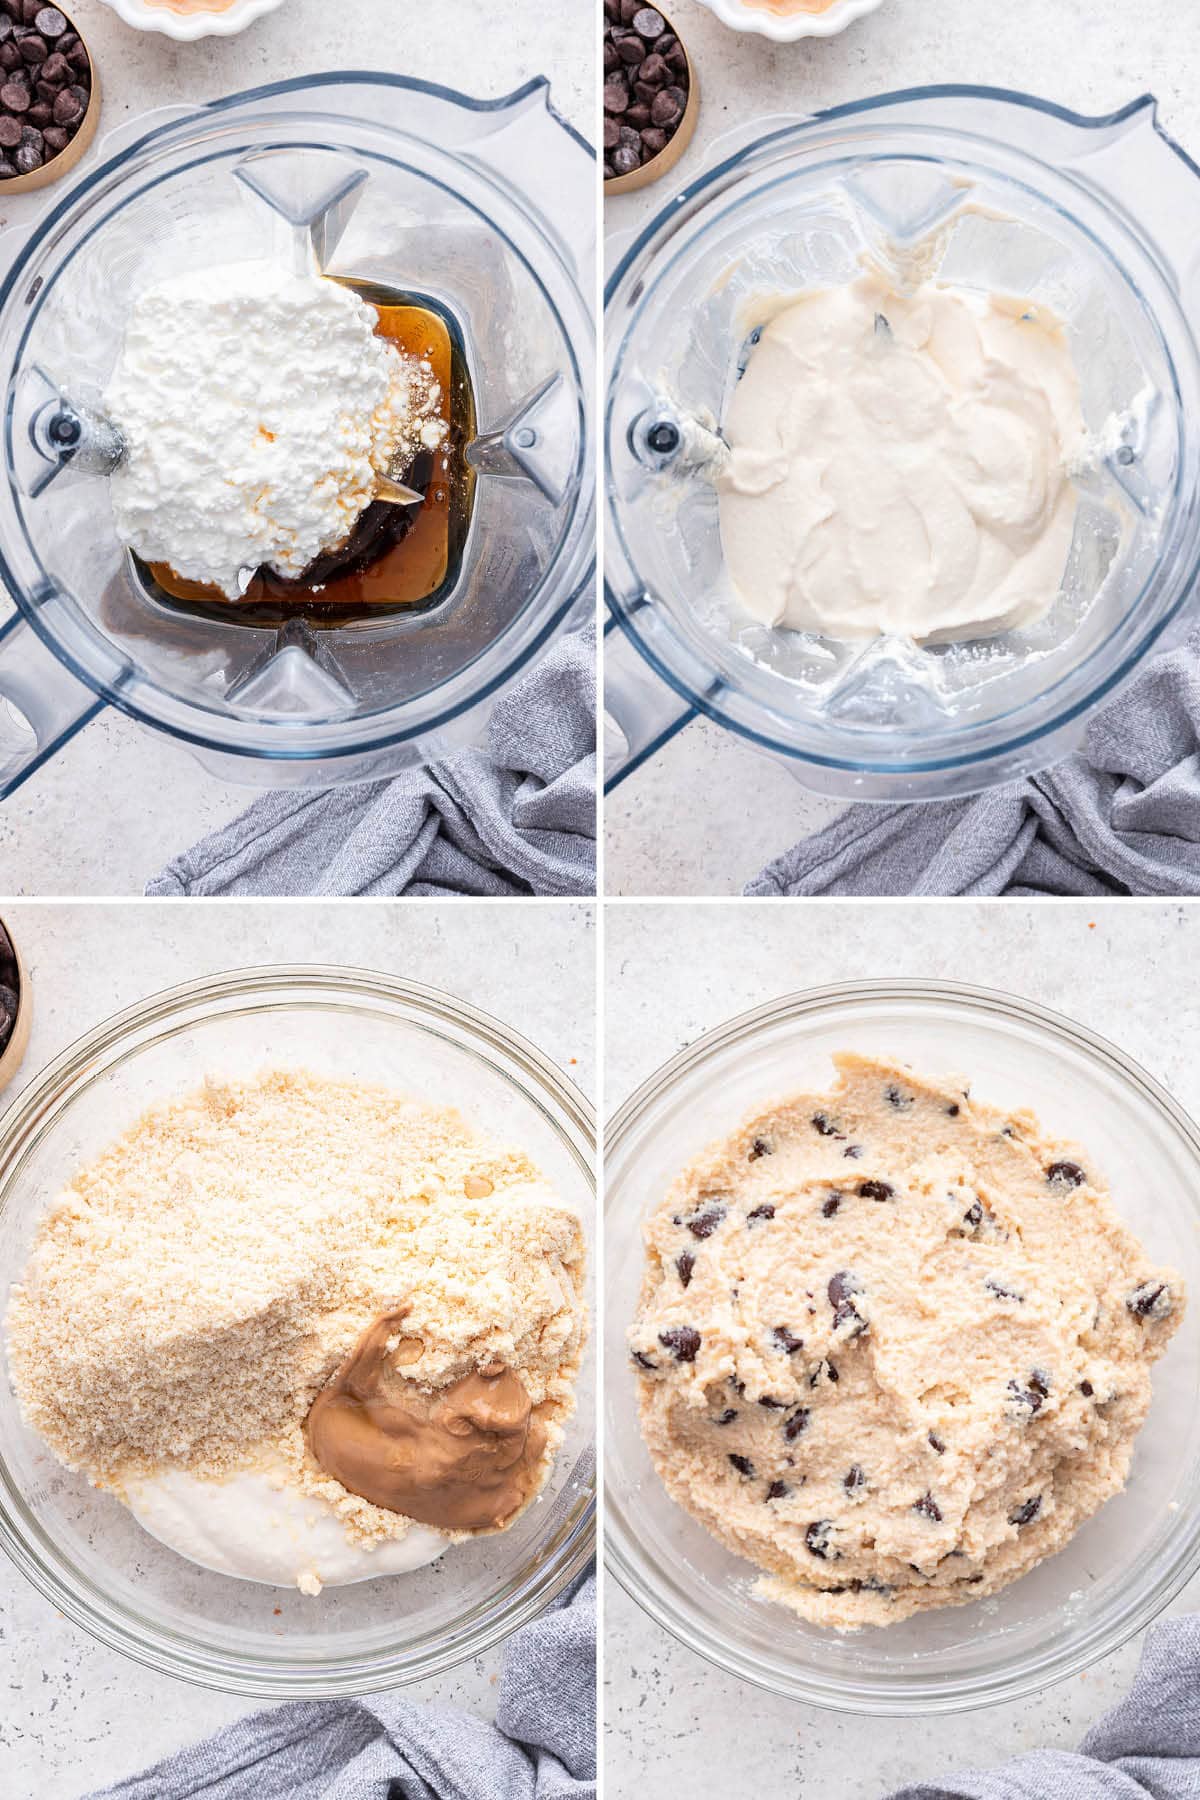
[694,0,886,42]
[95,0,286,40]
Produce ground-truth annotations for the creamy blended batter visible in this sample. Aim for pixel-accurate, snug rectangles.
[717,275,1088,644]
[630,1053,1182,1629]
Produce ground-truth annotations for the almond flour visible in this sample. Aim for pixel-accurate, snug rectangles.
[6,1070,586,1547]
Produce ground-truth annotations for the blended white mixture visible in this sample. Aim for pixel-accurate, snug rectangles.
[124,1467,447,1594]
[717,274,1089,644]
[105,261,447,599]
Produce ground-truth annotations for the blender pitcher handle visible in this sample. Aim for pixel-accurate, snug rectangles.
[604,613,696,791]
[0,612,103,800]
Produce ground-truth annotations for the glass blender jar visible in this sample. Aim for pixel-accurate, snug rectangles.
[606,88,1200,802]
[0,74,594,796]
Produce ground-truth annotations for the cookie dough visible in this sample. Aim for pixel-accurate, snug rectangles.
[630,1053,1183,1629]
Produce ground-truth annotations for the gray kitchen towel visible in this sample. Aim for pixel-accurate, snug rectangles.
[747,630,1200,898]
[146,633,596,899]
[888,1613,1199,1798]
[84,1571,595,1800]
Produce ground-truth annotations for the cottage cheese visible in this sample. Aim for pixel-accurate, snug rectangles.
[718,274,1089,644]
[105,261,446,599]
[123,1466,448,1595]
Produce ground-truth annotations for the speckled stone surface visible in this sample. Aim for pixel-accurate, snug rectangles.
[0,0,591,898]
[603,0,1200,895]
[604,899,1200,1797]
[0,899,594,1792]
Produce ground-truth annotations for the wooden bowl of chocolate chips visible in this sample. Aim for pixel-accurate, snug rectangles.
[604,0,698,195]
[0,3,98,194]
[0,917,30,1096]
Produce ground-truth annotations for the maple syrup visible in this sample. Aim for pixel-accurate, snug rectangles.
[135,280,476,630]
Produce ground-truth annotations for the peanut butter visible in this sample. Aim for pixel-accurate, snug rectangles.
[305,1309,547,1531]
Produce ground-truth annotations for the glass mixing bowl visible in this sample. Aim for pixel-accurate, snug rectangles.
[0,74,595,797]
[605,88,1200,802]
[605,979,1200,1713]
[0,965,595,1697]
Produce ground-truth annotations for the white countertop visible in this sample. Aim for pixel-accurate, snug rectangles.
[0,0,591,898]
[0,898,595,1793]
[603,0,1200,896]
[603,898,1200,1796]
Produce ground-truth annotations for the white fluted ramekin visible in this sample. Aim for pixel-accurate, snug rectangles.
[694,0,886,41]
[95,0,286,40]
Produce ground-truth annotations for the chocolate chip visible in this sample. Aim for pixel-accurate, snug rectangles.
[821,1194,840,1218]
[1008,1369,1050,1414]
[766,1479,790,1501]
[757,1397,785,1413]
[0,112,18,145]
[984,1276,1024,1303]
[13,136,38,169]
[713,1407,738,1425]
[0,42,18,70]
[631,1349,657,1371]
[842,1144,863,1159]
[658,1326,701,1362]
[784,1406,810,1440]
[885,1085,914,1110]
[676,1251,695,1289]
[1,81,29,110]
[604,5,690,180]
[748,1136,772,1161]
[18,33,45,63]
[946,1103,960,1117]
[1079,1380,1094,1398]
[773,1325,803,1354]
[857,1180,893,1202]
[962,1198,984,1232]
[1009,1495,1041,1527]
[809,1358,839,1386]
[805,1520,834,1560]
[913,1491,943,1522]
[843,1464,866,1494]
[603,74,628,113]
[728,1453,755,1478]
[65,36,87,71]
[602,115,619,150]
[687,1204,726,1240]
[828,1270,866,1337]
[928,1432,945,1454]
[0,18,10,39]
[1127,1280,1172,1320]
[51,85,80,124]
[34,7,66,36]
[746,1203,775,1226]
[1046,1160,1086,1190]
[40,119,64,151]
[812,1112,840,1137]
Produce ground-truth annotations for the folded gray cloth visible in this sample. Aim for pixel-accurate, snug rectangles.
[888,1613,1199,1798]
[747,631,1200,897]
[84,1571,595,1800]
[147,634,596,898]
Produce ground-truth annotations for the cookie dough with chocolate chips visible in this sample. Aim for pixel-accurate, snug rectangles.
[630,1053,1184,1629]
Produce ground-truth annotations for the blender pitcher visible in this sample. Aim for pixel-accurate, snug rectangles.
[0,74,595,796]
[605,88,1200,803]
